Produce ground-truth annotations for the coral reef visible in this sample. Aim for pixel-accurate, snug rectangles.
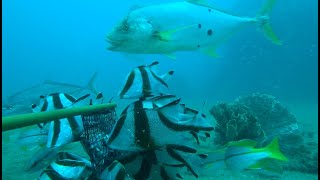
[210,103,265,144]
[210,93,318,174]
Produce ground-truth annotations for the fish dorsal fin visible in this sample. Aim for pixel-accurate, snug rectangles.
[186,0,218,9]
[228,139,258,148]
[148,61,159,67]
[159,98,181,109]
[186,0,208,6]
[186,0,238,16]
[192,100,207,120]
[86,72,99,95]
[199,100,207,114]
[72,94,90,105]
[96,92,103,99]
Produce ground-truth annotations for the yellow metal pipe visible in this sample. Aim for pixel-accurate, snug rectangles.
[2,103,117,132]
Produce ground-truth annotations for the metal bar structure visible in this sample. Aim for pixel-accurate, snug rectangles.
[2,103,117,132]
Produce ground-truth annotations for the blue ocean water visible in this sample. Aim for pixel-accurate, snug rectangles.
[3,0,317,104]
[2,0,318,179]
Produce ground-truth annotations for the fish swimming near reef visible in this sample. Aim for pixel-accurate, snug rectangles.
[118,61,174,99]
[106,0,281,58]
[2,72,99,116]
[199,137,288,174]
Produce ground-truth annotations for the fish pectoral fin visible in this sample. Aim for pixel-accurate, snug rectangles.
[201,46,220,58]
[153,31,171,42]
[154,24,198,42]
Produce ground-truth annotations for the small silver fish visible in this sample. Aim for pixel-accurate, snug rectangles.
[200,137,288,173]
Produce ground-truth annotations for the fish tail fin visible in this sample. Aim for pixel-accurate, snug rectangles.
[265,137,288,162]
[86,72,99,95]
[255,0,282,45]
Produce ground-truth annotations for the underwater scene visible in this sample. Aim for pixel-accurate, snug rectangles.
[2,0,318,179]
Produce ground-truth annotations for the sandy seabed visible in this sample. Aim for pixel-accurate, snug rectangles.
[2,101,318,180]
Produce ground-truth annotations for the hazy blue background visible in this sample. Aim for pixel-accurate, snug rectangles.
[2,0,318,108]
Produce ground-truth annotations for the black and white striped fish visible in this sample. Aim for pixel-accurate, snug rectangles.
[106,95,214,152]
[31,93,90,148]
[115,145,205,179]
[38,152,93,180]
[119,61,174,99]
[98,160,133,180]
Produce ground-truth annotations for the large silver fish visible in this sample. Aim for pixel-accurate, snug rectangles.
[106,0,281,58]
[2,72,99,116]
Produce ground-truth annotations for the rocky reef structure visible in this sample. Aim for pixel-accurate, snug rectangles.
[210,102,265,144]
[210,93,318,174]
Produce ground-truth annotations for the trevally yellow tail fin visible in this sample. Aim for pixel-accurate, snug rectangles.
[264,137,289,162]
[256,0,282,45]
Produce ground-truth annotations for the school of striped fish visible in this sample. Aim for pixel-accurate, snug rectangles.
[8,61,289,180]
[3,0,289,179]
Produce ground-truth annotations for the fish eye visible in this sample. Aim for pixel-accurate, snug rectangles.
[121,23,129,31]
[119,19,130,32]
